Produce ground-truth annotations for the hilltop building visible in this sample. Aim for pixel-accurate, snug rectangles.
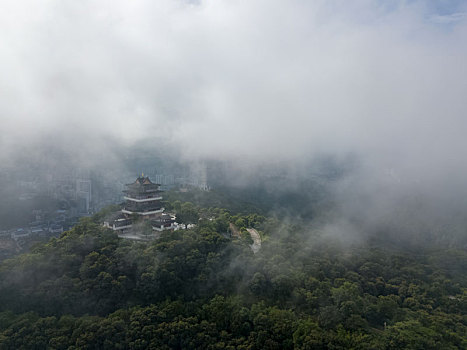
[104,176,175,234]
[122,176,163,217]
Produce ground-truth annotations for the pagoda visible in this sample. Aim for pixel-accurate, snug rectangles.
[122,176,164,217]
[104,175,175,233]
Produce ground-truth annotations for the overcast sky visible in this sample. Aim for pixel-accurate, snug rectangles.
[1,0,466,184]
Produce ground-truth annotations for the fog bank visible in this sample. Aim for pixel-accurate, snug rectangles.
[1,1,467,239]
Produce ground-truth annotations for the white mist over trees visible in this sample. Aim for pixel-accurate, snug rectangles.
[0,0,466,241]
[0,3,466,348]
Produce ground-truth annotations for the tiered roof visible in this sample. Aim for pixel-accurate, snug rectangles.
[124,176,160,194]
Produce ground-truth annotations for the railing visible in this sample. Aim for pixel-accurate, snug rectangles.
[114,220,132,228]
[152,223,175,231]
[123,188,159,195]
[123,205,162,211]
[122,207,164,215]
[124,195,162,202]
[125,192,160,198]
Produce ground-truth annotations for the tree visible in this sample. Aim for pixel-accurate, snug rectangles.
[176,202,199,229]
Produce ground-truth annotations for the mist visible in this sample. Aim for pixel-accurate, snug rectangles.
[1,0,467,243]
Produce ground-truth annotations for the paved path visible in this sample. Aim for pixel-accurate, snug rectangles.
[246,228,261,253]
[117,232,153,241]
[229,223,240,237]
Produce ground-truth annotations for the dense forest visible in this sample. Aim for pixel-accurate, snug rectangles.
[0,195,465,349]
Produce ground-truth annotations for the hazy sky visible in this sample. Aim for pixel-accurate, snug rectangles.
[1,0,466,184]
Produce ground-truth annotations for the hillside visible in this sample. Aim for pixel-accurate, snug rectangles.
[0,200,465,349]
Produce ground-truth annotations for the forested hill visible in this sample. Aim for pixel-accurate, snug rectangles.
[0,205,465,349]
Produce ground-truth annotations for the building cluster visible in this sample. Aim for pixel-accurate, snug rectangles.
[42,172,93,214]
[4,164,210,245]
[104,176,175,237]
[153,174,175,191]
[0,212,78,260]
[16,169,128,218]
[0,222,64,241]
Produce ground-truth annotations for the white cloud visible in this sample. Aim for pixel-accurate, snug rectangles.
[430,12,466,24]
[0,0,466,187]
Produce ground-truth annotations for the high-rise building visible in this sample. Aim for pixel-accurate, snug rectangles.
[76,179,92,213]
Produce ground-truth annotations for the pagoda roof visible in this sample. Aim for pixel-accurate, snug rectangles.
[125,176,161,188]
[104,211,126,222]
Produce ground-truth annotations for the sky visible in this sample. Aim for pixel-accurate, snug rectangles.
[0,0,466,190]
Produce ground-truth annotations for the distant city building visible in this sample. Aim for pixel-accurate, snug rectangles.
[104,176,174,234]
[49,225,64,234]
[76,179,92,213]
[175,175,209,191]
[154,174,175,190]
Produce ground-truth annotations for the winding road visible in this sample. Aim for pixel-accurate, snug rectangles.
[246,228,261,253]
[230,223,262,253]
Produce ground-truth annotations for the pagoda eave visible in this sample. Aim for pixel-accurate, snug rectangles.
[124,196,162,202]
[122,208,164,215]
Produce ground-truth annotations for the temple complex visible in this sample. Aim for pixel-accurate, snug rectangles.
[104,175,175,234]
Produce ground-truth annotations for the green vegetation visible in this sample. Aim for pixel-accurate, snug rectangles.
[172,201,200,229]
[0,201,465,349]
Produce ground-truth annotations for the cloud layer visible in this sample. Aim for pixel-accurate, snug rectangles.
[1,0,466,185]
